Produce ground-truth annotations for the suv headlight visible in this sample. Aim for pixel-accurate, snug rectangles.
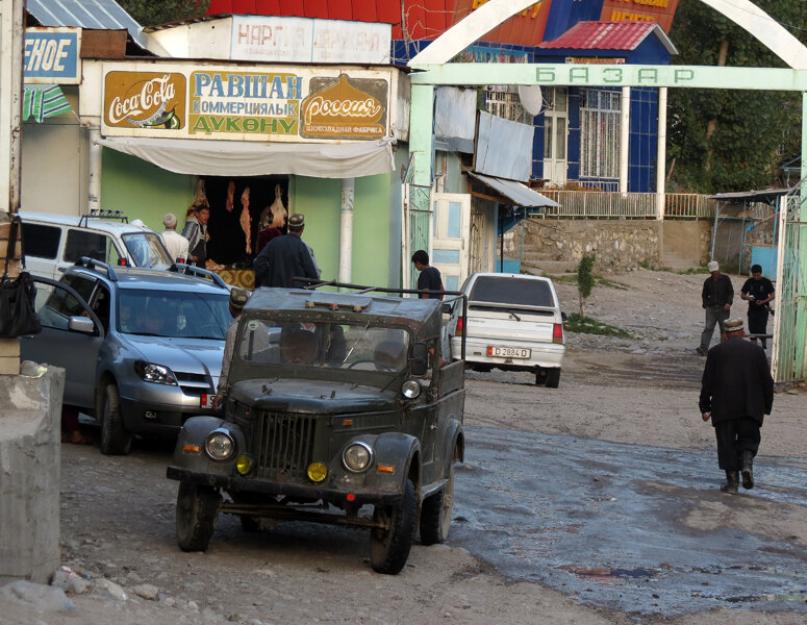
[205,430,235,461]
[134,361,177,385]
[342,442,373,473]
[401,379,421,400]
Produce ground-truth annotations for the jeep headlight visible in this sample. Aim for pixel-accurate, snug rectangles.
[134,361,177,385]
[401,379,421,400]
[342,442,373,473]
[205,430,235,461]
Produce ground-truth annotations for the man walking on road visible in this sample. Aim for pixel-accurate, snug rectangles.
[253,213,319,288]
[697,260,733,355]
[699,318,774,494]
[741,264,775,350]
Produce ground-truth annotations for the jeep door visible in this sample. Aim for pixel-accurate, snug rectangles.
[20,275,105,410]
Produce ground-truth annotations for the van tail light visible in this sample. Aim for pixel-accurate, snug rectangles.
[455,315,465,337]
[552,323,564,344]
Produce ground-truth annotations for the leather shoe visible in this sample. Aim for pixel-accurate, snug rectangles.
[720,471,739,494]
[741,451,754,489]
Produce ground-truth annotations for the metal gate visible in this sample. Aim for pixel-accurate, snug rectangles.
[771,193,807,383]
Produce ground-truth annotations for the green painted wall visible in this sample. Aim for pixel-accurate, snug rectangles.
[100,148,196,232]
[289,175,341,281]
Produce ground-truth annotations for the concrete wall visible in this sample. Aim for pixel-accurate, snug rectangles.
[0,368,64,584]
[663,220,712,270]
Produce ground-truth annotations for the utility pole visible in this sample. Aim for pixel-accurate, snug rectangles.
[0,0,25,217]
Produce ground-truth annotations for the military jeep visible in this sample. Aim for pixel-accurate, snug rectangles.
[166,283,467,574]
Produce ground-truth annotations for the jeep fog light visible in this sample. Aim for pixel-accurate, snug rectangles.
[204,431,235,461]
[401,379,421,400]
[235,453,253,475]
[343,442,373,473]
[307,462,328,483]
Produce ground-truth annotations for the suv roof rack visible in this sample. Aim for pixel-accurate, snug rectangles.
[78,209,128,228]
[169,263,228,289]
[75,256,119,282]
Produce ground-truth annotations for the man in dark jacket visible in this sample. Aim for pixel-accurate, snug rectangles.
[697,260,734,355]
[699,318,774,493]
[253,213,319,288]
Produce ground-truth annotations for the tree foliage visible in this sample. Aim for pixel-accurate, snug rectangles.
[667,0,807,193]
[576,255,595,317]
[117,0,209,27]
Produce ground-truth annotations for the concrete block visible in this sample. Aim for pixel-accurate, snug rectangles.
[0,367,64,583]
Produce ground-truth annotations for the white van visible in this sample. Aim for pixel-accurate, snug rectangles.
[19,210,174,280]
[450,272,566,387]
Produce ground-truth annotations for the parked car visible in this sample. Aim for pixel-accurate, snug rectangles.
[19,210,174,281]
[21,258,231,454]
[450,272,565,387]
[166,283,468,575]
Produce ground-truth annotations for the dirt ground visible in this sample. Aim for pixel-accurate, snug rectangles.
[3,269,805,625]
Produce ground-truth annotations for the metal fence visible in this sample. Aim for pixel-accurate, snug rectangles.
[771,193,807,384]
[539,191,716,219]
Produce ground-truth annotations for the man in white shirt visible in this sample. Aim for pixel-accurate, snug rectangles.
[161,213,190,262]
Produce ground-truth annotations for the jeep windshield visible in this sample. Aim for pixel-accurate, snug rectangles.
[122,232,173,269]
[118,290,231,339]
[239,320,410,372]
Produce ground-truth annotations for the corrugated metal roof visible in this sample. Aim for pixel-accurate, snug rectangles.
[27,0,146,48]
[540,21,677,55]
[469,173,558,208]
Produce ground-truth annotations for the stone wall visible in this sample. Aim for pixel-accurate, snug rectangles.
[662,220,712,271]
[0,367,64,583]
[511,219,664,273]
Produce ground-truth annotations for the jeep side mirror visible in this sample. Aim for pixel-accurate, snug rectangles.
[440,302,453,315]
[410,343,429,377]
[68,315,96,334]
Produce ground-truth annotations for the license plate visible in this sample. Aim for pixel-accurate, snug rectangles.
[200,393,214,409]
[487,346,531,359]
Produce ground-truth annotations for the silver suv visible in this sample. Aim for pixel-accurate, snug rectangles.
[21,258,231,454]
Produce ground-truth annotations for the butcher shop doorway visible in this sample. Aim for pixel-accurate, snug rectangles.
[200,175,289,267]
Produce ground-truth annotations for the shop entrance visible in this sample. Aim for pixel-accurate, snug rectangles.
[200,175,289,267]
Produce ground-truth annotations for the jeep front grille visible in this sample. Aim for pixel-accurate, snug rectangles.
[252,411,316,480]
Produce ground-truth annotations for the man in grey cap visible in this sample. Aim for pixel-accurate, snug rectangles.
[699,318,774,493]
[213,287,250,410]
[253,213,319,288]
[160,213,190,263]
[697,260,734,355]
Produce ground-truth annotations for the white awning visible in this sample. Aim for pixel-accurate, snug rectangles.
[468,172,558,208]
[96,137,395,179]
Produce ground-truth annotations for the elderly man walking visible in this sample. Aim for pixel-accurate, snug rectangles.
[699,318,774,494]
[253,213,319,288]
[161,213,190,263]
[697,260,733,355]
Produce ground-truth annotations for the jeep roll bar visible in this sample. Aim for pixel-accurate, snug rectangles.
[169,263,229,290]
[293,277,468,361]
[75,256,119,282]
[78,209,128,228]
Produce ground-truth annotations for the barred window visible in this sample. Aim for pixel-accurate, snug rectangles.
[580,89,621,179]
[484,88,533,124]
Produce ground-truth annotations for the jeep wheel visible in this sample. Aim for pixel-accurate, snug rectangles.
[420,462,455,545]
[176,481,220,552]
[370,478,417,575]
[99,382,132,455]
[545,368,561,389]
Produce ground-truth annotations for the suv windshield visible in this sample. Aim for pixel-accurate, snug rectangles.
[239,321,410,372]
[469,276,555,308]
[118,289,230,339]
[122,233,173,269]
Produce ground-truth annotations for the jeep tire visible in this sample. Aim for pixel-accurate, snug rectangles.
[370,478,417,575]
[420,461,455,545]
[176,481,220,552]
[99,382,132,455]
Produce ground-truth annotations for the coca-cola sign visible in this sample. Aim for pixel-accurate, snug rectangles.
[300,74,388,140]
[103,71,186,129]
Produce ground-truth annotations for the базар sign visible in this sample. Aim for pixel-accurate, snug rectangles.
[24,28,81,84]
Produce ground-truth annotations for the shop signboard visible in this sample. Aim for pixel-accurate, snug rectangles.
[103,71,187,131]
[454,0,552,47]
[600,0,680,33]
[24,28,81,84]
[101,63,394,143]
[301,74,387,140]
[231,16,391,65]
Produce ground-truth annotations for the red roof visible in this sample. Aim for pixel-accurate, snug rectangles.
[540,21,663,51]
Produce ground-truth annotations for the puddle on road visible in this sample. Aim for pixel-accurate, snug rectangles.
[450,426,807,617]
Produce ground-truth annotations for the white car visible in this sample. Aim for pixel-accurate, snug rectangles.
[19,210,174,281]
[450,272,566,387]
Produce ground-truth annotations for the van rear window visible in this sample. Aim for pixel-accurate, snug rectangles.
[469,276,555,308]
